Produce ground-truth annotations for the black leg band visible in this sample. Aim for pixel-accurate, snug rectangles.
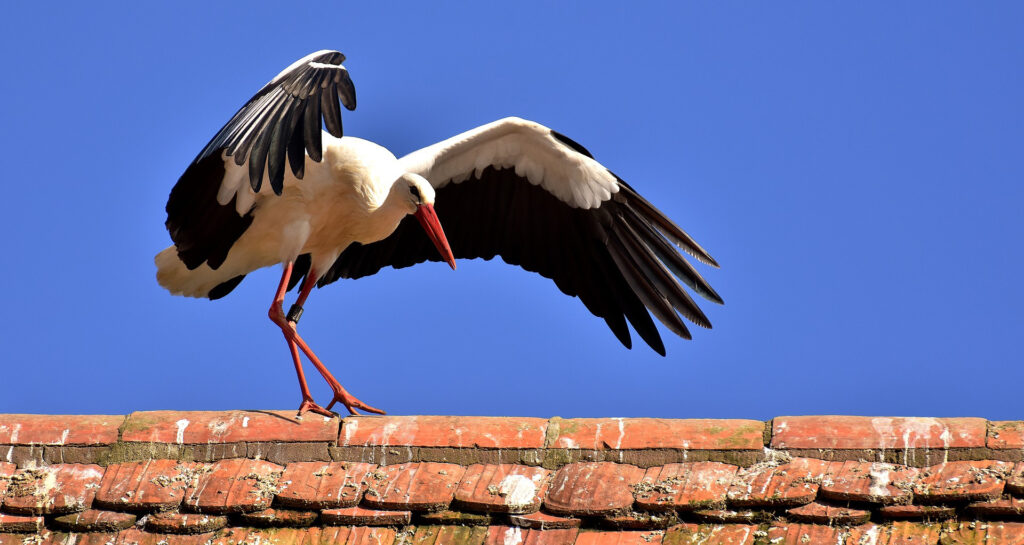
[287,304,304,324]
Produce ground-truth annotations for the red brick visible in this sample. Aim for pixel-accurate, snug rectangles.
[115,529,217,545]
[183,458,283,514]
[726,458,828,508]
[913,460,1010,502]
[122,410,338,443]
[0,463,14,498]
[276,461,375,509]
[455,464,551,513]
[361,462,464,511]
[941,522,1024,545]
[549,418,763,450]
[320,506,410,526]
[50,509,138,532]
[692,510,772,523]
[2,463,103,514]
[771,416,986,449]
[145,512,228,534]
[878,504,956,520]
[968,497,1024,518]
[95,460,200,511]
[545,462,645,516]
[634,462,737,511]
[0,415,121,445]
[575,531,664,545]
[509,511,581,530]
[484,526,579,545]
[237,508,318,527]
[663,524,759,545]
[990,421,1024,449]
[410,525,489,545]
[0,513,43,533]
[340,415,547,448]
[786,502,870,525]
[1006,462,1024,495]
[818,461,918,504]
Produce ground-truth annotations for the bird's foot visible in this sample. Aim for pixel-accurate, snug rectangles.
[325,387,386,416]
[296,397,336,418]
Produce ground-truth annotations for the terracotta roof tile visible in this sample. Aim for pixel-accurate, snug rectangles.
[420,510,491,526]
[726,457,828,508]
[912,460,1010,503]
[182,458,283,514]
[772,416,986,449]
[634,462,737,511]
[968,496,1024,518]
[454,464,550,513]
[49,509,137,532]
[818,461,918,504]
[765,523,860,545]
[340,416,547,448]
[691,509,772,524]
[275,461,376,509]
[663,524,758,545]
[361,462,464,511]
[122,411,338,444]
[117,528,216,545]
[877,504,957,520]
[866,522,943,545]
[989,421,1024,449]
[545,462,645,516]
[1005,462,1024,495]
[320,506,410,526]
[574,530,665,545]
[785,501,871,525]
[94,460,198,512]
[411,525,489,544]
[145,512,228,534]
[484,526,579,545]
[548,418,763,450]
[2,464,103,514]
[236,507,318,527]
[942,522,1024,545]
[0,415,121,446]
[508,511,580,529]
[600,511,676,530]
[0,513,44,533]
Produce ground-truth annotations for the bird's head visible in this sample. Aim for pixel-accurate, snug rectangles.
[394,173,456,270]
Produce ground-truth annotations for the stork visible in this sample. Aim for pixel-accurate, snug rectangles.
[156,50,723,416]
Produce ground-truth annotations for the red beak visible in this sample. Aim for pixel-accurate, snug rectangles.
[414,204,456,270]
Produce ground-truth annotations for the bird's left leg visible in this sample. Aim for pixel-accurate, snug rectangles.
[284,269,386,416]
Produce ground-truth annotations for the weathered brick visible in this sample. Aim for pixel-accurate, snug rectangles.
[454,464,551,513]
[601,511,677,530]
[316,526,397,545]
[115,528,217,545]
[0,463,16,499]
[0,415,121,445]
[990,421,1024,449]
[1006,462,1024,495]
[236,508,318,527]
[50,510,137,532]
[772,416,985,449]
[509,511,581,530]
[878,504,956,520]
[362,462,465,511]
[818,461,918,504]
[549,418,763,450]
[766,524,853,545]
[276,461,375,509]
[95,460,201,512]
[145,512,228,534]
[340,415,547,448]
[3,463,103,514]
[484,526,579,545]
[941,522,1024,545]
[183,458,283,514]
[634,462,737,511]
[122,410,338,443]
[410,525,489,545]
[320,506,410,526]
[692,510,772,524]
[545,462,645,516]
[420,510,492,526]
[913,460,1010,503]
[0,513,43,533]
[968,497,1024,518]
[574,530,665,545]
[726,458,828,508]
[663,524,758,545]
[785,502,871,525]
[861,522,943,545]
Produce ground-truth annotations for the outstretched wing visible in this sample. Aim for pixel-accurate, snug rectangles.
[319,118,721,355]
[165,50,356,270]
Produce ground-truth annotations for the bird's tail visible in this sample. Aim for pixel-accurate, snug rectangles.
[155,246,247,300]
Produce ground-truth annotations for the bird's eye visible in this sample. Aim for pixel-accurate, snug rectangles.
[410,185,421,202]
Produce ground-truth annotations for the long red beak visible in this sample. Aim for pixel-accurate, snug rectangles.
[414,204,456,270]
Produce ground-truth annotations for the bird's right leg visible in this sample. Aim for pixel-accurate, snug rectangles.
[268,261,333,417]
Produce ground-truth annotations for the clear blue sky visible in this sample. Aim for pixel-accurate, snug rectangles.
[1,3,1021,419]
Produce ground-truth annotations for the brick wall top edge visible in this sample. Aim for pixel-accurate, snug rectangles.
[121,410,339,444]
[772,415,988,449]
[0,415,122,445]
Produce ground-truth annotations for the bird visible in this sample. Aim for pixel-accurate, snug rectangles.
[156,50,723,417]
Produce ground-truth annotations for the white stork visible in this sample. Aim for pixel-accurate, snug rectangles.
[156,50,722,416]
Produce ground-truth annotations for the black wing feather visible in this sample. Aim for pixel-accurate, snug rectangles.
[320,166,719,354]
[165,50,356,270]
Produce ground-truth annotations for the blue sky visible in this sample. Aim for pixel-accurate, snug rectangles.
[1,3,1021,419]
